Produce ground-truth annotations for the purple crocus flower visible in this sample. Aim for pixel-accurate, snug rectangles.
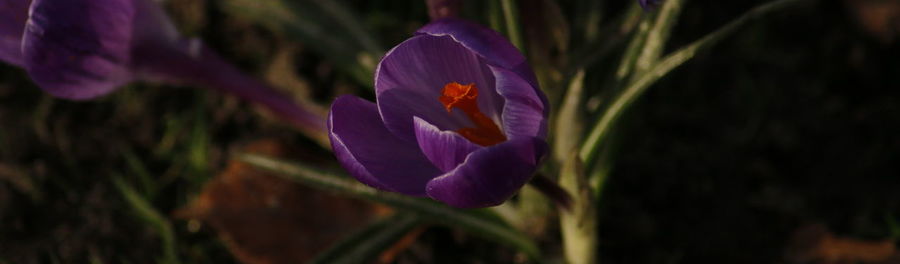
[328,18,548,208]
[0,0,325,134]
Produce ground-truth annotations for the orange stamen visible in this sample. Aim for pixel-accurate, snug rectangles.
[439,82,507,146]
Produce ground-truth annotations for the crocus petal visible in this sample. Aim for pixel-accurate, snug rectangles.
[0,0,30,66]
[416,17,549,117]
[377,88,473,142]
[375,34,503,139]
[22,0,135,100]
[491,65,547,139]
[426,137,548,208]
[132,0,179,46]
[329,95,442,196]
[413,116,480,172]
[417,18,535,84]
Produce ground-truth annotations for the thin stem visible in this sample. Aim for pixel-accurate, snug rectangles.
[499,0,525,51]
[529,174,573,211]
[310,0,383,57]
[112,176,180,264]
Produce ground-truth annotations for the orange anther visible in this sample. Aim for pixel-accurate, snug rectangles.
[438,82,506,146]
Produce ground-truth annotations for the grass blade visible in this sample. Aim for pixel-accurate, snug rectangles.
[221,0,378,86]
[239,154,542,260]
[500,0,525,51]
[311,213,421,264]
[631,0,685,78]
[112,176,180,264]
[580,0,810,163]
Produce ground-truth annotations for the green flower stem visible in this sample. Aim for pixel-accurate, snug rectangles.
[559,153,597,264]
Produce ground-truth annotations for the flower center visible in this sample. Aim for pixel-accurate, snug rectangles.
[439,82,507,146]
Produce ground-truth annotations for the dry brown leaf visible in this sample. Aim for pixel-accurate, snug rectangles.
[786,224,899,264]
[176,139,392,264]
[845,0,900,44]
[377,226,427,264]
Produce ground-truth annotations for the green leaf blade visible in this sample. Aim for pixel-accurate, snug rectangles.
[239,154,542,260]
[580,0,810,163]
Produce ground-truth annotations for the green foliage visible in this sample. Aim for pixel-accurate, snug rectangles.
[221,0,382,86]
[579,0,810,164]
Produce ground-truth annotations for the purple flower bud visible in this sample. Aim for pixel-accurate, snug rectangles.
[328,18,549,208]
[22,0,138,99]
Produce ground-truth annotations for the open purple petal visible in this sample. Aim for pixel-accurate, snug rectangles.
[22,0,136,100]
[416,18,524,72]
[426,137,548,208]
[375,34,503,139]
[0,0,30,66]
[491,65,547,139]
[413,116,481,172]
[416,18,549,118]
[377,87,472,142]
[329,95,442,196]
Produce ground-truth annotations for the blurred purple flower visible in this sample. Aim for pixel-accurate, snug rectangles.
[328,18,548,208]
[639,0,662,10]
[0,0,324,133]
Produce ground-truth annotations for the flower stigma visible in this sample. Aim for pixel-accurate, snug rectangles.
[439,82,507,146]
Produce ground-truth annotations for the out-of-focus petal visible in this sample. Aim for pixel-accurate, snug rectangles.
[22,0,135,99]
[426,137,547,208]
[375,35,504,140]
[0,0,30,66]
[491,65,547,139]
[329,95,442,196]
[426,0,461,20]
[132,0,179,46]
[639,0,662,10]
[413,116,480,172]
[416,18,548,117]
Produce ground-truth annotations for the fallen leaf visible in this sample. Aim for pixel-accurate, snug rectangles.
[786,223,899,264]
[176,139,391,264]
[845,0,900,44]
